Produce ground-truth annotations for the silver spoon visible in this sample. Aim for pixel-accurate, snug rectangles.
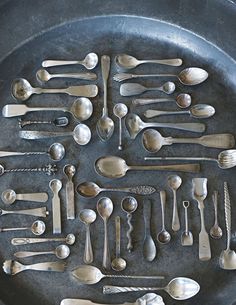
[210,191,223,239]
[0,207,49,217]
[72,265,164,285]
[125,113,205,139]
[0,220,46,236]
[145,149,236,169]
[19,117,69,128]
[143,199,156,261]
[120,82,175,97]
[77,181,156,198]
[14,244,70,259]
[63,164,76,220]
[95,156,200,179]
[1,189,48,205]
[113,103,128,150]
[0,164,57,176]
[97,197,113,270]
[103,277,200,300]
[49,179,62,234]
[79,209,96,264]
[144,104,215,119]
[115,54,182,69]
[142,129,235,153]
[167,175,182,232]
[219,182,236,270]
[133,93,192,108]
[96,55,114,141]
[113,67,208,85]
[11,233,76,246]
[111,216,127,271]
[121,196,138,252]
[3,97,93,121]
[42,52,99,69]
[11,78,98,101]
[19,124,91,146]
[181,201,193,246]
[36,69,97,82]
[157,191,171,244]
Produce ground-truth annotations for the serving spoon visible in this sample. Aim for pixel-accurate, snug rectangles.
[0,220,46,236]
[144,104,215,119]
[36,69,97,82]
[120,82,175,96]
[42,52,99,69]
[12,78,98,101]
[142,129,235,153]
[113,67,208,85]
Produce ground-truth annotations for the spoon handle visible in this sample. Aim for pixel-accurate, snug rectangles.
[19,130,73,140]
[145,122,205,133]
[143,200,151,234]
[133,98,175,106]
[24,261,65,272]
[224,182,231,251]
[14,250,54,258]
[140,58,182,66]
[15,193,48,203]
[66,180,75,220]
[42,60,80,67]
[84,225,93,264]
[103,286,162,294]
[0,207,48,217]
[144,109,189,118]
[101,55,110,115]
[160,191,166,230]
[126,214,134,252]
[144,157,216,162]
[115,216,121,258]
[51,72,97,80]
[11,237,65,245]
[103,220,111,270]
[130,163,200,173]
[50,185,62,234]
[212,191,219,226]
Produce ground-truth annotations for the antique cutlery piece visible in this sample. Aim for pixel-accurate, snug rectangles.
[0,164,57,176]
[0,207,49,217]
[121,196,138,252]
[181,201,193,246]
[14,244,70,259]
[49,179,62,234]
[77,181,156,198]
[1,189,48,205]
[157,191,171,244]
[3,260,65,275]
[143,199,156,261]
[167,175,182,232]
[142,129,235,153]
[72,265,164,285]
[64,165,76,220]
[19,117,69,128]
[113,103,128,150]
[79,209,96,264]
[210,191,223,239]
[115,54,182,69]
[103,277,200,300]
[11,234,75,246]
[12,78,98,101]
[42,52,98,69]
[120,82,175,96]
[113,67,208,85]
[125,114,205,139]
[0,220,46,236]
[36,69,97,82]
[192,178,211,261]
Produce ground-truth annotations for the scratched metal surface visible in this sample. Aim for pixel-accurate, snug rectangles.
[0,1,236,305]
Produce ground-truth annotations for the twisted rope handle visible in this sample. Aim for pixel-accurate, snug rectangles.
[126,214,133,252]
[224,182,231,250]
[3,164,57,176]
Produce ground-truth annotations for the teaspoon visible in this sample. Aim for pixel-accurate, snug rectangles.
[42,52,99,69]
[0,220,46,236]
[1,189,48,205]
[143,199,156,261]
[120,82,175,97]
[113,103,128,150]
[14,244,70,259]
[36,68,97,82]
[157,191,171,244]
[19,117,69,128]
[210,191,223,239]
[11,233,76,246]
[167,175,182,232]
[63,164,76,220]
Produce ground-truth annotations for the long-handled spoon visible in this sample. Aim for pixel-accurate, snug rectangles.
[79,209,96,264]
[0,164,57,176]
[210,191,223,239]
[113,103,128,150]
[111,216,127,271]
[12,78,98,101]
[125,114,205,139]
[132,93,192,108]
[181,201,193,246]
[157,191,171,244]
[72,265,164,285]
[144,104,215,119]
[168,175,182,232]
[142,129,235,153]
[143,199,156,261]
[115,54,182,69]
[19,124,91,146]
[113,67,208,85]
[103,277,200,300]
[3,97,93,121]
[0,207,49,217]
[219,182,236,269]
[64,164,76,220]
[1,189,48,205]
[97,197,113,270]
[0,220,46,236]
[36,69,97,82]
[144,149,236,169]
[11,233,75,246]
[120,82,175,97]
[14,244,70,259]
[42,52,98,69]
[77,181,156,198]
[192,178,211,261]
[95,156,200,179]
[96,55,114,141]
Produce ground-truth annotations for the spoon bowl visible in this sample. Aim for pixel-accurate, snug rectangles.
[63,164,76,179]
[176,93,192,108]
[73,124,91,145]
[65,234,76,245]
[36,69,51,82]
[55,244,70,259]
[178,67,208,85]
[79,209,96,225]
[142,129,164,153]
[97,197,113,220]
[77,181,101,198]
[111,257,127,272]
[190,104,215,118]
[1,189,17,205]
[71,97,93,121]
[48,143,65,161]
[168,175,182,191]
[165,277,200,300]
[113,103,128,119]
[49,179,62,193]
[157,230,171,244]
[218,150,236,169]
[31,220,46,235]
[121,196,138,214]
[96,116,115,141]
[83,53,99,70]
[12,78,33,101]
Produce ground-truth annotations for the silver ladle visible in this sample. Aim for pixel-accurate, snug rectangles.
[36,68,97,82]
[0,220,46,236]
[1,189,48,205]
[96,55,114,141]
[142,129,235,153]
[121,196,138,252]
[42,52,99,69]
[11,78,98,101]
[157,191,171,244]
[125,113,205,139]
[144,104,215,119]
[113,67,208,86]
[14,244,70,259]
[133,93,192,108]
[113,103,128,150]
